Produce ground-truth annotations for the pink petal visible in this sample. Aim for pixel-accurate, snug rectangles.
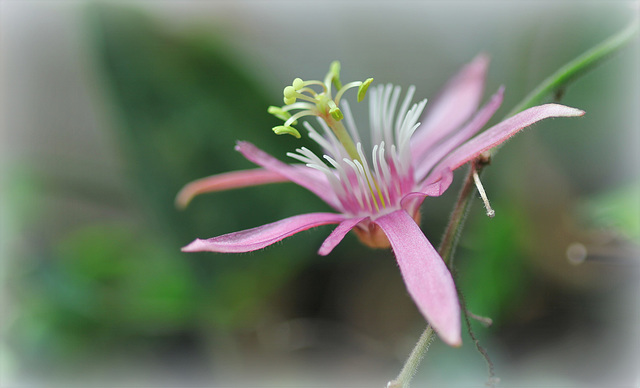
[175,168,290,209]
[419,166,454,196]
[400,168,455,216]
[374,210,461,346]
[318,216,367,256]
[182,212,346,253]
[411,54,490,162]
[236,141,341,210]
[414,86,504,182]
[436,104,585,172]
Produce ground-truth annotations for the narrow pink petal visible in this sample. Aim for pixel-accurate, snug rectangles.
[236,141,341,210]
[418,167,454,196]
[414,87,504,182]
[411,54,490,161]
[374,210,461,346]
[318,216,366,256]
[436,104,585,172]
[175,168,290,209]
[401,168,455,214]
[182,212,346,253]
[399,169,454,229]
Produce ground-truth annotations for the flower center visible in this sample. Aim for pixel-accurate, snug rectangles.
[270,62,427,217]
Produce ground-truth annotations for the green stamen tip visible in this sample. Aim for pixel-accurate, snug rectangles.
[329,60,343,90]
[292,78,304,90]
[283,85,297,99]
[330,61,341,75]
[357,78,374,102]
[283,96,296,105]
[267,106,292,121]
[273,125,301,139]
[268,106,298,124]
[330,106,344,121]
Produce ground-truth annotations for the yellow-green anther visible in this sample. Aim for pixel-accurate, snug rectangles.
[329,60,342,90]
[271,62,368,162]
[330,106,344,121]
[267,106,293,122]
[273,125,301,138]
[357,78,374,102]
[292,78,304,90]
[284,86,297,100]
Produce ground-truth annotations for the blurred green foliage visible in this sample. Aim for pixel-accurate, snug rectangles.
[86,3,325,333]
[8,4,331,373]
[87,5,319,240]
[579,184,640,243]
[12,225,195,363]
[457,205,530,325]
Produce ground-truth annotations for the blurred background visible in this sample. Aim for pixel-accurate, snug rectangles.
[1,1,638,387]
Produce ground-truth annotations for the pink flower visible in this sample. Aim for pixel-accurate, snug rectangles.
[177,56,584,346]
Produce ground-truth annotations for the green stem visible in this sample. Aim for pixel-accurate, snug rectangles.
[506,19,639,118]
[386,326,436,388]
[438,164,482,268]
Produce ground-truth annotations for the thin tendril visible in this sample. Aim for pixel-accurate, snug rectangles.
[458,289,498,387]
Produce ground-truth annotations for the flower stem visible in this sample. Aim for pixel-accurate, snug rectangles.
[506,18,639,118]
[438,162,484,268]
[386,326,435,388]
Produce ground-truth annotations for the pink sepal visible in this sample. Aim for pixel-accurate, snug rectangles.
[175,168,290,209]
[182,212,346,253]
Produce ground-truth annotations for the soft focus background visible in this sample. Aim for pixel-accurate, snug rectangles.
[1,1,639,387]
